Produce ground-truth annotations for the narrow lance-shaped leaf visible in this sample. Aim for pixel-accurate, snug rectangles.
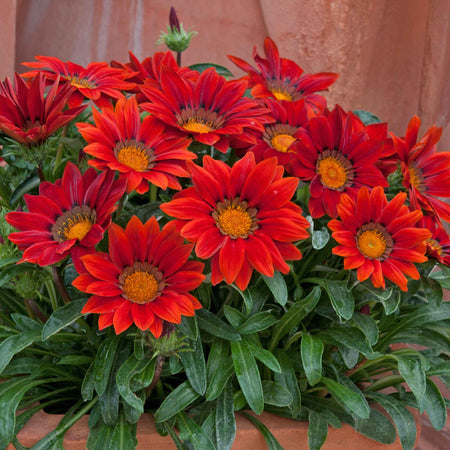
[269,286,321,351]
[154,381,200,423]
[261,271,288,306]
[231,340,264,414]
[301,334,324,386]
[0,329,41,375]
[368,392,417,450]
[180,334,207,395]
[215,380,236,450]
[321,377,370,419]
[42,299,87,340]
[308,410,328,450]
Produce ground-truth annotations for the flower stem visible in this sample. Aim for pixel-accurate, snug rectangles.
[150,183,158,202]
[146,354,165,399]
[37,164,46,182]
[51,266,72,305]
[53,125,68,174]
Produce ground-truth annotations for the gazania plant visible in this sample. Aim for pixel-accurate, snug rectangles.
[0,8,449,450]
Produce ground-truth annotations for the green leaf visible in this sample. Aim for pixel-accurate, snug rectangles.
[180,335,207,395]
[206,337,229,380]
[396,355,426,406]
[42,299,86,340]
[354,407,396,444]
[231,340,264,414]
[274,350,302,418]
[352,313,379,345]
[230,284,253,313]
[429,265,450,289]
[368,392,417,450]
[393,328,450,354]
[109,414,138,450]
[0,328,41,375]
[86,414,137,450]
[237,311,277,334]
[239,411,283,450]
[323,279,354,320]
[301,334,324,386]
[419,378,447,430]
[206,358,234,401]
[93,334,121,396]
[352,110,382,125]
[223,305,246,328]
[10,174,40,206]
[379,289,401,315]
[308,410,328,450]
[154,381,200,423]
[261,271,288,306]
[0,377,37,445]
[98,343,128,427]
[116,354,152,412]
[312,228,330,250]
[196,309,241,341]
[246,339,281,373]
[189,63,233,78]
[81,363,95,401]
[176,412,216,450]
[0,264,38,287]
[321,377,370,419]
[420,276,443,307]
[262,381,293,407]
[215,380,236,450]
[269,286,321,350]
[318,327,374,358]
[177,315,198,340]
[57,355,93,365]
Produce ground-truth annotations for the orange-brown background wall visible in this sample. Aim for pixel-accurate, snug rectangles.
[1,0,449,148]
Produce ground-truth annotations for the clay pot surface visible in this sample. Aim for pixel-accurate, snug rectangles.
[9,409,420,449]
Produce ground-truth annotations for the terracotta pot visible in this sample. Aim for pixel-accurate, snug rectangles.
[8,409,420,449]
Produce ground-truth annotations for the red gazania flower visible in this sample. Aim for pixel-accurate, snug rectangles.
[22,56,135,109]
[77,97,195,194]
[228,37,339,117]
[290,106,389,218]
[0,73,85,146]
[73,216,204,336]
[419,215,450,266]
[110,51,198,102]
[160,152,310,290]
[140,67,272,153]
[245,98,308,170]
[391,116,450,223]
[329,186,431,291]
[6,162,126,272]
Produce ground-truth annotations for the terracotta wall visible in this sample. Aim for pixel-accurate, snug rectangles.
[0,0,449,147]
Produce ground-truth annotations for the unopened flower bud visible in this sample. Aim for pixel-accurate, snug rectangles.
[157,7,197,54]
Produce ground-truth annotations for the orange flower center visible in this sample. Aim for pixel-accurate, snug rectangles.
[52,206,96,242]
[120,262,166,304]
[271,133,296,153]
[427,238,442,256]
[213,199,259,239]
[358,230,386,259]
[356,223,393,260]
[182,119,213,134]
[68,76,96,89]
[317,156,347,190]
[271,89,292,101]
[408,164,424,191]
[115,140,154,172]
[123,271,159,304]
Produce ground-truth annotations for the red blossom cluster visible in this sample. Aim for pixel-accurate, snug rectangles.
[1,38,449,335]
